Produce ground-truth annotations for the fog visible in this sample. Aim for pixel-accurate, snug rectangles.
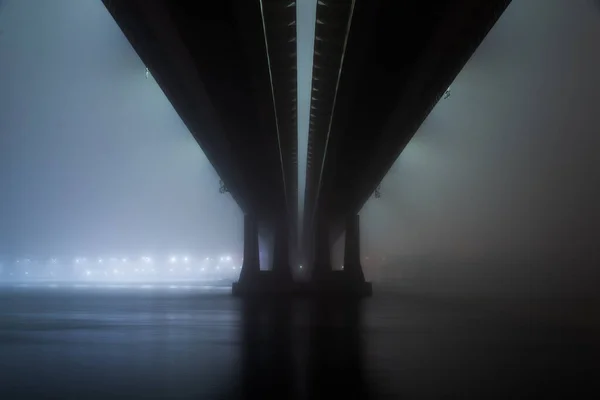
[359,0,600,296]
[2,0,599,294]
[0,0,243,260]
[296,0,317,242]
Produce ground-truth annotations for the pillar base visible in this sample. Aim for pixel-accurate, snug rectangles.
[232,271,296,297]
[305,271,372,297]
[232,271,372,298]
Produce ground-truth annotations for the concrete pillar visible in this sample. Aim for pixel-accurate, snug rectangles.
[239,214,260,283]
[272,221,293,283]
[311,219,332,281]
[344,214,365,282]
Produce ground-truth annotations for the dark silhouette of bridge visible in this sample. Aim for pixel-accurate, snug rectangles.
[103,0,511,297]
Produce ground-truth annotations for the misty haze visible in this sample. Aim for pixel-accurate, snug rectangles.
[1,0,599,398]
[0,0,244,283]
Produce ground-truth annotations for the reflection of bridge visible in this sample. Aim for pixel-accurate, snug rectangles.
[104,0,511,296]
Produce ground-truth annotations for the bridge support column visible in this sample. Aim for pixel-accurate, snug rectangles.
[343,214,365,283]
[237,214,260,285]
[233,216,295,296]
[272,221,293,284]
[311,220,332,283]
[307,216,372,297]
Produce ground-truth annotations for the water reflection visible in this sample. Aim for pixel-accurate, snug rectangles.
[239,299,295,398]
[307,299,369,399]
[1,287,599,398]
[237,297,371,400]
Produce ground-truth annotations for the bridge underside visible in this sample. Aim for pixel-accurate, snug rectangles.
[302,0,512,285]
[104,0,304,293]
[104,0,297,229]
[106,0,511,297]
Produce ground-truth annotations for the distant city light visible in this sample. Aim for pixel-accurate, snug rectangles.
[4,252,240,281]
[299,265,303,269]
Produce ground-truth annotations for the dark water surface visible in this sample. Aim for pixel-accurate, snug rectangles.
[1,284,598,399]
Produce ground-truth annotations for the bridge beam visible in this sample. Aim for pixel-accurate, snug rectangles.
[343,215,365,284]
[311,219,333,283]
[272,221,293,284]
[238,214,261,285]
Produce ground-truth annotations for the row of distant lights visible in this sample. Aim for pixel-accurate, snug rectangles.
[10,255,236,276]
[86,264,237,276]
[11,256,235,264]
[70,255,234,265]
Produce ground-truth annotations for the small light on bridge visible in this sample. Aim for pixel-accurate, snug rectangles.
[443,86,451,99]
